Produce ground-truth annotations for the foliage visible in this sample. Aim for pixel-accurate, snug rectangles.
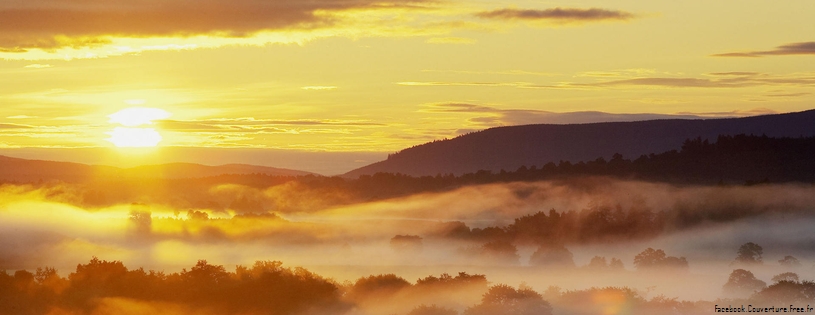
[464,284,552,315]
[778,255,801,267]
[407,304,458,315]
[752,280,815,304]
[529,245,575,267]
[633,248,688,270]
[735,242,763,264]
[772,272,799,283]
[0,258,346,315]
[723,269,767,297]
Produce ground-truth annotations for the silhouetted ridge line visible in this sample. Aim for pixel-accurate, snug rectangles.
[0,155,315,182]
[345,109,815,177]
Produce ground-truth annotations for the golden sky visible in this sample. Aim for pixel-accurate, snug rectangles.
[1,0,814,158]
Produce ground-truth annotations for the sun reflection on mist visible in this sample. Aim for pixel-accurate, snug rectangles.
[592,289,632,315]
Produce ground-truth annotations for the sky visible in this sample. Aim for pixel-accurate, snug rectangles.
[0,0,813,174]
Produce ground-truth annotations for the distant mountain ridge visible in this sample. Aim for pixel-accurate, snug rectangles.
[0,155,314,182]
[344,109,815,177]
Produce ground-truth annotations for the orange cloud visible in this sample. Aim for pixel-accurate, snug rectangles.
[0,0,434,51]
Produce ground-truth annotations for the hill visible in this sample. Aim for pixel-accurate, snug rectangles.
[0,155,314,183]
[344,109,815,177]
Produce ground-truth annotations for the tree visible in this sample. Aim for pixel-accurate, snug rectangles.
[128,210,152,235]
[609,258,625,271]
[778,256,801,268]
[408,304,458,315]
[347,274,410,301]
[735,242,763,264]
[587,256,608,270]
[464,284,552,315]
[633,248,688,270]
[390,235,423,254]
[480,241,520,265]
[752,280,815,304]
[723,269,767,297]
[772,272,799,283]
[634,248,666,269]
[529,245,574,268]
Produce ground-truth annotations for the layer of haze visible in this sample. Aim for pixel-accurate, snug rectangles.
[3,178,815,302]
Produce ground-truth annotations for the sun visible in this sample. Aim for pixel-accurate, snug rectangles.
[106,127,163,147]
[108,107,171,126]
[106,107,171,148]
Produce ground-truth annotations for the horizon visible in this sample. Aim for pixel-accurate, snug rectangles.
[0,108,805,175]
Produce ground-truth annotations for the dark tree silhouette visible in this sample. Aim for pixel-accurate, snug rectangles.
[633,248,688,271]
[752,280,815,304]
[735,242,763,264]
[772,272,799,283]
[347,274,411,302]
[529,245,575,268]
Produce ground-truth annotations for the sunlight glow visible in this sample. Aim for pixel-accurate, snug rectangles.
[106,127,163,147]
[109,107,171,127]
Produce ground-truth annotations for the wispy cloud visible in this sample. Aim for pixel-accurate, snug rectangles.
[301,86,338,91]
[475,7,636,23]
[713,42,815,57]
[585,73,815,88]
[422,103,717,127]
[399,72,815,90]
[426,37,476,44]
[156,118,386,133]
[23,64,53,69]
[0,123,34,129]
[675,108,778,117]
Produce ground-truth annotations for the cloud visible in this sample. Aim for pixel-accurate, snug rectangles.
[423,103,719,126]
[23,64,52,69]
[0,0,434,52]
[713,41,815,57]
[587,74,815,88]
[397,81,530,87]
[400,71,815,91]
[763,92,810,98]
[674,108,778,117]
[154,118,385,135]
[426,37,476,44]
[301,86,338,91]
[475,7,636,23]
[0,123,34,129]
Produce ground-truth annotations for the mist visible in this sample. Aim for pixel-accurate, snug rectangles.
[3,178,815,314]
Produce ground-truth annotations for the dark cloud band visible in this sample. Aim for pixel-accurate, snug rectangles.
[713,42,815,57]
[476,7,635,21]
[0,0,431,51]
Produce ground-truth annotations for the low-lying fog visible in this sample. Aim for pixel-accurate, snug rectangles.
[2,177,814,304]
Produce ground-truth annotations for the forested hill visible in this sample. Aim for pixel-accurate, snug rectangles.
[0,155,314,183]
[344,109,815,177]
